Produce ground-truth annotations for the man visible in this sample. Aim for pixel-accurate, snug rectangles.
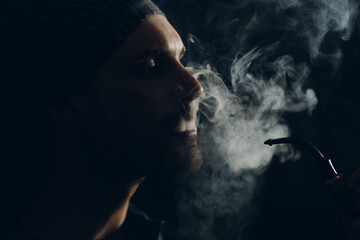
[1,0,202,239]
[2,1,360,240]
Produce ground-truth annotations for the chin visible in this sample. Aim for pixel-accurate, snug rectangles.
[157,134,203,176]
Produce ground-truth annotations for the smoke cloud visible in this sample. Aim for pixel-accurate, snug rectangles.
[194,47,317,171]
[157,0,359,239]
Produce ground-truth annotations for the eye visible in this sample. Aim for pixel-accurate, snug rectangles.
[136,58,159,77]
[138,58,155,72]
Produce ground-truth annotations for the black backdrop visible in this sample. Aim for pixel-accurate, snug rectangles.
[146,1,360,239]
[1,1,360,239]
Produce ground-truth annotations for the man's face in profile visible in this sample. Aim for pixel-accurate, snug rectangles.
[2,5,201,240]
[87,14,203,182]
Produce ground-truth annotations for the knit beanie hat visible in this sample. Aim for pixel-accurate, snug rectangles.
[0,0,165,187]
[6,0,164,106]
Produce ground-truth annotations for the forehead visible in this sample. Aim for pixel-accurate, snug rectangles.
[117,14,184,61]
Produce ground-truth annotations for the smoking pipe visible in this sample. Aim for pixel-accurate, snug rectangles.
[264,137,358,220]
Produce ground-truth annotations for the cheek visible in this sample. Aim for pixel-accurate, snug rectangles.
[117,83,174,134]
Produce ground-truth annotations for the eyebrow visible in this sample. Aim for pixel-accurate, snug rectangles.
[133,46,186,62]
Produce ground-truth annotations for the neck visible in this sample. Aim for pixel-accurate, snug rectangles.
[19,177,144,240]
[18,128,146,240]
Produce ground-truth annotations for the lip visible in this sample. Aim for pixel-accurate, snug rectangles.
[169,129,197,136]
[168,129,198,146]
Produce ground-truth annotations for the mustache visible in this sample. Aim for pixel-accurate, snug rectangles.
[179,85,203,120]
[183,84,204,103]
[161,85,203,134]
[161,108,198,134]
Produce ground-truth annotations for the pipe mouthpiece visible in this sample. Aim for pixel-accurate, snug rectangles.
[264,137,338,178]
[264,139,275,146]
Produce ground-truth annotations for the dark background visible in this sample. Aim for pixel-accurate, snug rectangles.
[1,0,360,239]
[147,0,360,239]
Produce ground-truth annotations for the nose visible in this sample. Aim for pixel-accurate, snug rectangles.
[175,65,203,101]
[174,64,203,119]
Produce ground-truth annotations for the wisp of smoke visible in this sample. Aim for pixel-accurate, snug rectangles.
[194,47,317,171]
[165,43,318,240]
[158,0,359,239]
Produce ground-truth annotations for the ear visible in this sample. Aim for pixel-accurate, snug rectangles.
[51,95,91,129]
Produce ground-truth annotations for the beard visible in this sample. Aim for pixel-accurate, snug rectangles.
[86,99,203,187]
[106,132,203,179]
[84,127,203,191]
[157,133,203,176]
